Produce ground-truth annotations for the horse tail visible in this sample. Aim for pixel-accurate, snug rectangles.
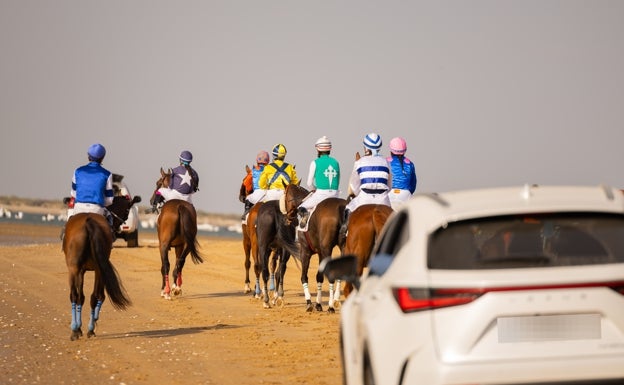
[179,204,204,264]
[86,218,131,310]
[276,219,301,262]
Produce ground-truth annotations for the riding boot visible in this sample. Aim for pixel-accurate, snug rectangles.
[338,209,350,247]
[241,200,253,220]
[297,207,309,230]
[105,211,117,242]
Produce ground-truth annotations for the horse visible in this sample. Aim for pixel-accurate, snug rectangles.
[239,166,280,297]
[341,203,393,297]
[63,194,141,341]
[254,184,307,309]
[282,183,347,312]
[151,168,204,300]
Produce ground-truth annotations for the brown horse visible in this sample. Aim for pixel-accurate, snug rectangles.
[151,168,204,300]
[283,183,347,312]
[239,166,280,297]
[63,194,141,340]
[254,182,307,309]
[341,203,393,296]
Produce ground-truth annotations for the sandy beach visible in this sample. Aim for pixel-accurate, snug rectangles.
[0,221,342,385]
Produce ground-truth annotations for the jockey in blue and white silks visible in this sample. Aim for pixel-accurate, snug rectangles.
[386,137,417,210]
[71,143,114,218]
[345,133,392,213]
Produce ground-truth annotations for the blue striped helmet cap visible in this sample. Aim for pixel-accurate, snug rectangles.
[363,133,382,150]
[87,143,106,161]
[272,143,287,159]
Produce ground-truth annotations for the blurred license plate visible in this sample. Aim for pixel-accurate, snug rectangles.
[498,314,601,343]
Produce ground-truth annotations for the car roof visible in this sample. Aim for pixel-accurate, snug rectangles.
[403,184,624,231]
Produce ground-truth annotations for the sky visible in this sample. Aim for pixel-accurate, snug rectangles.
[1,1,623,216]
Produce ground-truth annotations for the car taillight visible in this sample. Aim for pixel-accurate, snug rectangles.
[394,281,624,313]
[392,287,482,313]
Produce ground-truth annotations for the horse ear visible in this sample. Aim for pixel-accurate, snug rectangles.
[355,152,361,161]
[245,165,251,173]
[160,167,165,176]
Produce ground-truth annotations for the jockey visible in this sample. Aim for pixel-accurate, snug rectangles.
[63,143,115,240]
[297,136,341,230]
[258,143,299,202]
[151,150,200,212]
[241,150,270,219]
[386,137,417,209]
[340,133,392,242]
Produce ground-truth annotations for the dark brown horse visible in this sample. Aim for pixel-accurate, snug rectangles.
[151,168,204,300]
[254,183,307,309]
[239,166,280,297]
[283,183,347,312]
[341,203,393,296]
[63,194,141,340]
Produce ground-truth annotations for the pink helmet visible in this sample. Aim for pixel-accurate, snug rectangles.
[256,150,270,165]
[389,137,407,155]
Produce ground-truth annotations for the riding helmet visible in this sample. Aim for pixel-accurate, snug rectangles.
[87,143,106,162]
[179,150,193,164]
[389,137,407,155]
[272,144,287,160]
[315,136,332,152]
[256,150,270,165]
[363,133,382,150]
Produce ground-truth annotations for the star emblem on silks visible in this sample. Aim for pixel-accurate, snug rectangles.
[324,165,337,186]
[179,170,193,186]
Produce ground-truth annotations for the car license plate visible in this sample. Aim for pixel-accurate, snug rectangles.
[498,314,601,343]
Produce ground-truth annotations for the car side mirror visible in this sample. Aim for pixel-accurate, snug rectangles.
[319,256,360,291]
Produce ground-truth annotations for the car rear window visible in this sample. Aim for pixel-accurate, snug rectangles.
[428,212,624,269]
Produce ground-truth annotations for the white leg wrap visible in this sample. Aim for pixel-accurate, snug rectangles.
[303,283,311,301]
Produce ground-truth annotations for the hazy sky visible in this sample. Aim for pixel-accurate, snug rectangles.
[1,1,623,215]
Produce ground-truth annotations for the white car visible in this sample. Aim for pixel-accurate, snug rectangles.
[321,184,624,385]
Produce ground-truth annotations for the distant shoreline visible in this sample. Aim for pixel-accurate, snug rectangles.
[0,195,241,229]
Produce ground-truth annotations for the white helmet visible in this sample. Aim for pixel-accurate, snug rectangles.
[363,133,382,150]
[315,136,332,152]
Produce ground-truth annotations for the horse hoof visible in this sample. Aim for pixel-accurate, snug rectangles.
[275,297,285,308]
[315,303,323,312]
[87,330,96,338]
[263,302,271,309]
[305,304,314,312]
[244,284,251,294]
[327,307,336,314]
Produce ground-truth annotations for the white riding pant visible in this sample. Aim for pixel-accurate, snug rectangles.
[158,187,193,203]
[298,189,340,211]
[263,189,285,202]
[246,189,267,204]
[388,188,412,210]
[345,191,391,213]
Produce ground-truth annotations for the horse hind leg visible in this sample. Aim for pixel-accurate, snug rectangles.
[171,247,187,297]
[87,276,105,338]
[69,269,85,340]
